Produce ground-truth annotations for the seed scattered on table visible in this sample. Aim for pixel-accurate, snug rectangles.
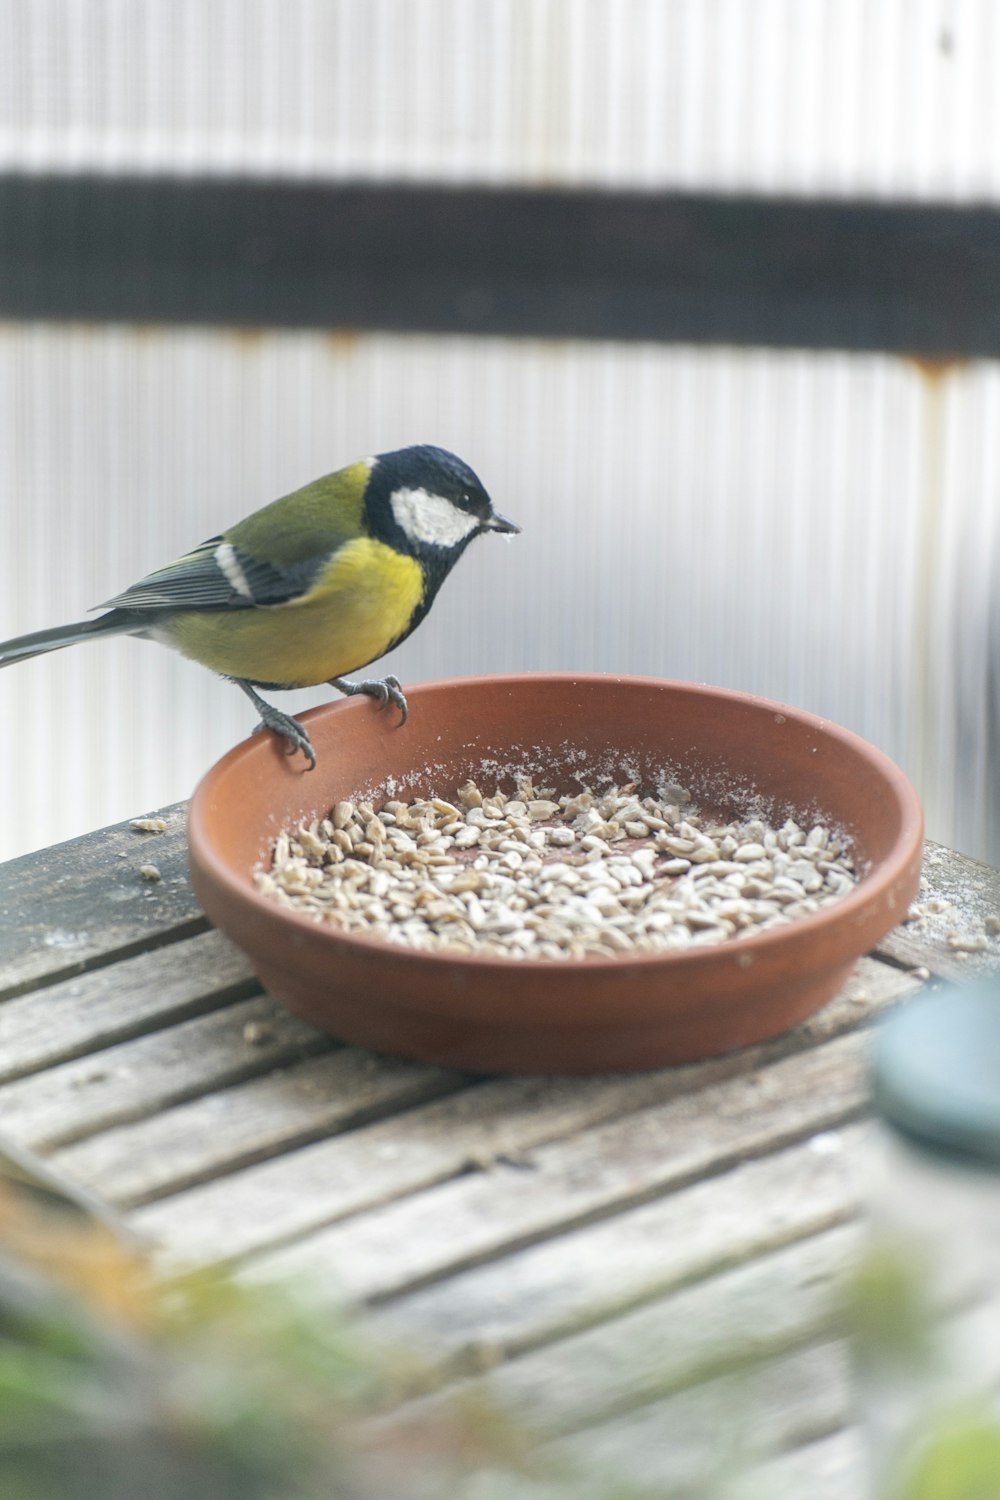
[905,880,1000,957]
[256,780,858,960]
[243,1019,275,1046]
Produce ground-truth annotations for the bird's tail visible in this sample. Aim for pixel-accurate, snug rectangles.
[0,611,138,668]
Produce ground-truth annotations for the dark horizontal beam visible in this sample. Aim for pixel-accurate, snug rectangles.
[2,173,1000,356]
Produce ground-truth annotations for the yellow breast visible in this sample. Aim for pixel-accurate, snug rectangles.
[164,539,426,687]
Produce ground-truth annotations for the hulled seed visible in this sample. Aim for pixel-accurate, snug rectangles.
[259,781,858,962]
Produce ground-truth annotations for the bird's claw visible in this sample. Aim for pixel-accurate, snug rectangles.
[251,715,316,769]
[233,679,316,768]
[330,674,408,725]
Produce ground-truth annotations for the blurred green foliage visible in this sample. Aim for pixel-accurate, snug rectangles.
[895,1412,1000,1500]
[6,1166,1000,1499]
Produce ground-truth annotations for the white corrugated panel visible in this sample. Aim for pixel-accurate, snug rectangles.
[1,326,997,861]
[0,0,998,198]
[1,4,999,863]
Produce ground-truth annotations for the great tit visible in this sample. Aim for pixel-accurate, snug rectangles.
[0,444,519,768]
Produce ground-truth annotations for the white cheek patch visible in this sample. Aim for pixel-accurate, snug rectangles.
[214,541,254,599]
[390,487,480,549]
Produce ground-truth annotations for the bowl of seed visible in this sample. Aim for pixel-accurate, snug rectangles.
[187,673,923,1074]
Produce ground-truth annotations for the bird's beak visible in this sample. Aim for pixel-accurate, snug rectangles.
[485,510,521,535]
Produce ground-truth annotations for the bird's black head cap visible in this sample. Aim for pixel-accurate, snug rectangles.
[364,444,516,566]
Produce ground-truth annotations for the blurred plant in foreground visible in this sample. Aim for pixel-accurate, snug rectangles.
[846,1242,1000,1500]
[16,1135,1000,1500]
[0,1156,536,1500]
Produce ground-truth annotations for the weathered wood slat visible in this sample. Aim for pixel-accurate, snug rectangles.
[362,1242,867,1492]
[375,1223,861,1430]
[130,1070,712,1271]
[248,1029,872,1305]
[0,802,201,999]
[127,961,904,1273]
[0,995,329,1149]
[52,953,910,1218]
[0,929,257,1083]
[532,1339,851,1497]
[876,839,1000,979]
[53,1049,468,1206]
[376,1359,859,1500]
[0,1128,142,1242]
[366,1127,866,1370]
[730,1428,864,1500]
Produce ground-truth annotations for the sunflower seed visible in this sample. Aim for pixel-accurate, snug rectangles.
[260,781,859,962]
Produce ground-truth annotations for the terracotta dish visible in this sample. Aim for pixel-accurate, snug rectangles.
[187,674,923,1074]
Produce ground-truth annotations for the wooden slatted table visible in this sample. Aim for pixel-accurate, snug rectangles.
[2,806,999,1497]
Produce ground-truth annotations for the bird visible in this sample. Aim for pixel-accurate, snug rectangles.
[0,444,519,769]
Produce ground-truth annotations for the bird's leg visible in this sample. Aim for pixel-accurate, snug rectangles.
[329,674,408,725]
[232,680,316,769]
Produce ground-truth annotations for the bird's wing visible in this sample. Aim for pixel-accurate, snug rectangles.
[96,537,321,614]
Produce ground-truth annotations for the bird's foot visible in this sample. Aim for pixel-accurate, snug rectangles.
[250,711,317,768]
[330,674,408,725]
[234,679,316,768]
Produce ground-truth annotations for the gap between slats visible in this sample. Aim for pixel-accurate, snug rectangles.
[242,1032,872,1312]
[0,914,213,1005]
[363,1228,867,1496]
[369,1223,863,1434]
[125,958,914,1272]
[353,1123,868,1380]
[0,929,260,1083]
